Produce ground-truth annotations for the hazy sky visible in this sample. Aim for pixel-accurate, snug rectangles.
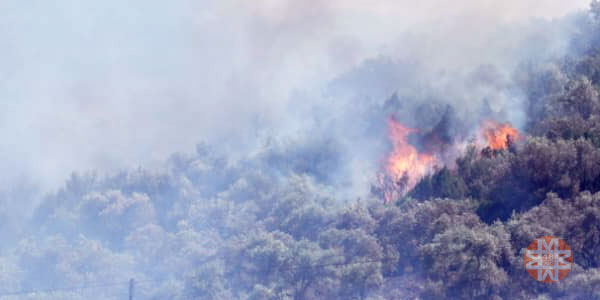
[0,0,591,192]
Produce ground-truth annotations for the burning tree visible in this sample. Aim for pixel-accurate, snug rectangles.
[374,117,439,204]
[374,116,522,204]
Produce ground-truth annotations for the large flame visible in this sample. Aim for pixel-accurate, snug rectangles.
[375,118,521,204]
[382,118,438,203]
[482,121,520,150]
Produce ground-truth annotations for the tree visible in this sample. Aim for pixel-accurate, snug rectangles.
[319,228,384,299]
[225,230,342,300]
[410,167,467,200]
[372,199,480,275]
[418,223,512,299]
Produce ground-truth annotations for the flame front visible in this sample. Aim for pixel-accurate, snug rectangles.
[482,121,520,150]
[383,118,438,202]
[375,118,521,204]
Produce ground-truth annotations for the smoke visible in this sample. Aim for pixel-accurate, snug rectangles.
[0,0,593,298]
[0,0,589,191]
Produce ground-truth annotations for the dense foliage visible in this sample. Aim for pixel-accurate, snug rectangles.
[3,3,600,300]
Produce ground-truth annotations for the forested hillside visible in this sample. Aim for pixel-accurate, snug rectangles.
[2,2,600,300]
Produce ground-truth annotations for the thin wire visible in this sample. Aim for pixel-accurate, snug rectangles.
[276,257,397,271]
[0,278,171,297]
[0,257,398,297]
[0,281,127,297]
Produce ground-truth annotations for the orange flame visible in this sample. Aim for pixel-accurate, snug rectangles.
[383,118,438,202]
[375,118,522,203]
[482,121,520,150]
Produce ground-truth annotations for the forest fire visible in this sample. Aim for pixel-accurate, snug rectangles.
[377,117,439,203]
[482,121,520,150]
[374,118,522,204]
[386,118,438,183]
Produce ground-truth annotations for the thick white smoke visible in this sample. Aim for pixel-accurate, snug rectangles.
[0,1,592,298]
[0,0,589,192]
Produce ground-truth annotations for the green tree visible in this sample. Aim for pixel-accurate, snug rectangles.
[418,224,512,299]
